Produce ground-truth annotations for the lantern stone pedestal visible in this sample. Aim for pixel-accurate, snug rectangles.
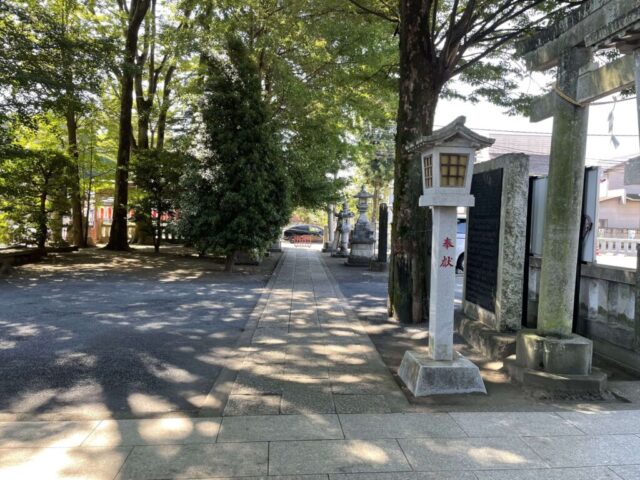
[399,350,486,396]
[397,117,492,396]
[347,187,375,266]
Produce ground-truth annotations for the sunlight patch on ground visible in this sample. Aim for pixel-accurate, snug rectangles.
[468,446,529,466]
[346,440,390,464]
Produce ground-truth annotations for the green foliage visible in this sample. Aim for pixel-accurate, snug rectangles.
[0,0,115,124]
[355,125,394,192]
[0,145,71,248]
[132,148,193,250]
[191,0,398,209]
[178,36,290,258]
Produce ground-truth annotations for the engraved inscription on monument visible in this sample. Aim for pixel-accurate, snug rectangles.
[465,168,503,313]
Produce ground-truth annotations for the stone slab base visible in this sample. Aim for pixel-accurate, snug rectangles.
[368,260,388,272]
[504,355,607,393]
[398,350,487,396]
[455,313,516,360]
[345,256,371,267]
[515,330,592,375]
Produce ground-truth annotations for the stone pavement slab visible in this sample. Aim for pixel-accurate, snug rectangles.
[81,417,221,446]
[0,446,131,480]
[522,434,640,467]
[0,420,99,448]
[449,412,585,437]
[330,474,480,480]
[339,413,466,439]
[117,442,268,479]
[610,465,640,479]
[217,414,343,442]
[223,394,281,416]
[333,394,392,414]
[558,410,640,435]
[269,439,411,475]
[398,436,547,471]
[474,466,623,479]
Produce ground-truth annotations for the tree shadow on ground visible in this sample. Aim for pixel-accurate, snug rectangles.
[0,248,279,419]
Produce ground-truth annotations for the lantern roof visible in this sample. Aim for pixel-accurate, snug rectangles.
[353,185,373,199]
[407,116,495,153]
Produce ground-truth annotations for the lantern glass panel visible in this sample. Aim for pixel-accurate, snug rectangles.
[440,153,468,187]
[423,155,433,188]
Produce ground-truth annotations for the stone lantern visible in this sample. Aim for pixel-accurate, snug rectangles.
[347,186,375,266]
[398,116,493,396]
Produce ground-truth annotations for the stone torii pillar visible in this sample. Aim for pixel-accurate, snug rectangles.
[506,0,640,389]
[537,48,591,335]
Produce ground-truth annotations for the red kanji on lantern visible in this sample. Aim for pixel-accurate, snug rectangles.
[443,237,454,249]
[440,256,454,268]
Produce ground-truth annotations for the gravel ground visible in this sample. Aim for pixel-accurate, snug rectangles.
[0,247,279,419]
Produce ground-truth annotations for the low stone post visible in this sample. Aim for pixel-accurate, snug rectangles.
[323,204,335,252]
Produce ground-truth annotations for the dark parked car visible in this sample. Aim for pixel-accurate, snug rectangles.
[283,224,324,240]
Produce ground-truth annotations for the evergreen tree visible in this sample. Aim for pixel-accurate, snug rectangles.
[0,146,71,251]
[179,37,290,271]
[132,149,192,253]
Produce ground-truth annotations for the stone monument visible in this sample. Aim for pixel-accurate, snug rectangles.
[398,117,492,396]
[332,201,353,258]
[346,186,375,266]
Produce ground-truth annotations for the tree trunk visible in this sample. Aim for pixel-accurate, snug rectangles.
[156,64,175,151]
[224,251,236,272]
[37,192,47,253]
[66,109,85,247]
[106,0,151,251]
[389,0,442,324]
[154,207,161,253]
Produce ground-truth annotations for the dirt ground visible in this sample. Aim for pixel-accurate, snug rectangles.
[322,252,640,413]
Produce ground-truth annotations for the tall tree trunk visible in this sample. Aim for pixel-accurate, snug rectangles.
[154,205,161,253]
[389,0,442,324]
[106,0,151,251]
[224,251,236,272]
[65,109,85,247]
[156,64,175,151]
[38,192,48,253]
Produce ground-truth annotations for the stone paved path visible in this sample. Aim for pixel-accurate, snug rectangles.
[222,247,409,416]
[3,248,640,479]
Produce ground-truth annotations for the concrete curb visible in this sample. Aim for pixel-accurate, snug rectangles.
[197,251,286,417]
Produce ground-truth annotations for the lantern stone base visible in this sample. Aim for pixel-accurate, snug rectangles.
[398,350,487,396]
[268,240,282,253]
[332,248,349,258]
[346,242,374,266]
